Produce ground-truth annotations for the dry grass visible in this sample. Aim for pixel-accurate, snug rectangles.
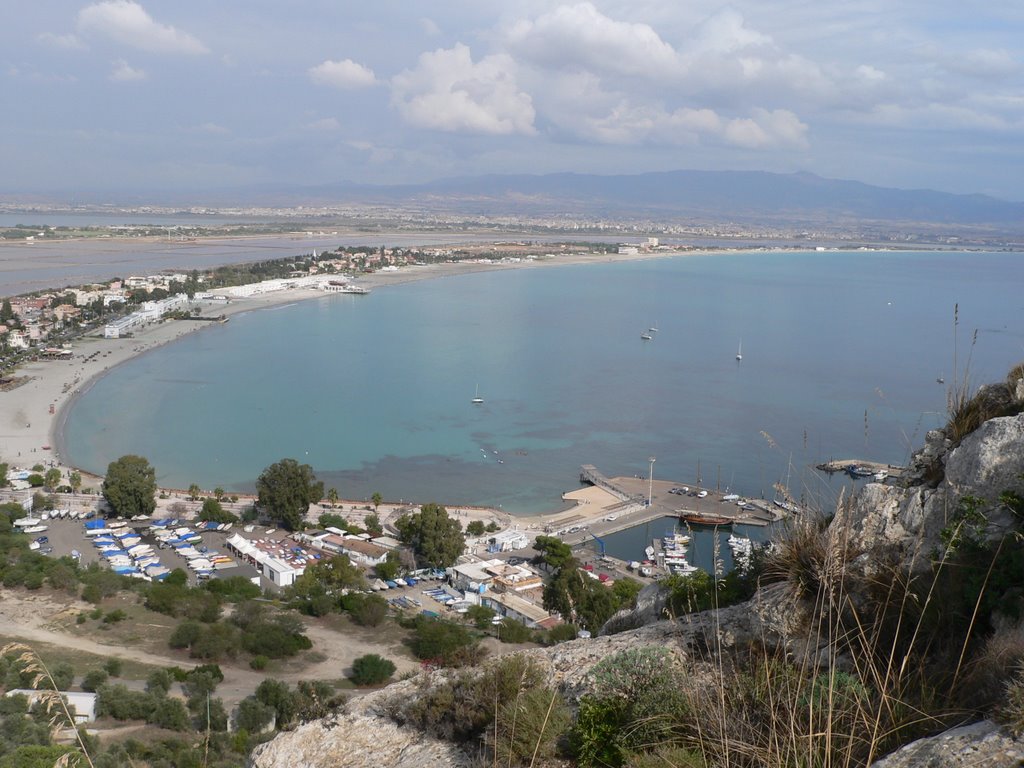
[2,642,96,767]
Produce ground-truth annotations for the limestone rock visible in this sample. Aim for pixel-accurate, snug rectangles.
[248,712,474,768]
[872,720,1024,768]
[846,414,1024,558]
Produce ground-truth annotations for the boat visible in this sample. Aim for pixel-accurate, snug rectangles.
[641,331,652,340]
[648,324,659,333]
[937,375,945,384]
[846,465,876,478]
[339,285,370,295]
[471,384,484,404]
[736,340,743,361]
[680,512,732,526]
[873,470,889,482]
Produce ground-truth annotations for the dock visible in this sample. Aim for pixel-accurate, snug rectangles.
[816,458,904,479]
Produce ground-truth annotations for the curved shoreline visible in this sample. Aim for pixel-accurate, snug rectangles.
[8,248,680,500]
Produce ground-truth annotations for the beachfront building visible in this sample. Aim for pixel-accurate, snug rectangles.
[224,533,310,589]
[486,530,530,552]
[103,293,190,338]
[223,275,324,297]
[314,534,389,567]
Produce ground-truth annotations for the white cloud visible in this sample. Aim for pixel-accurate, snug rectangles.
[308,59,377,89]
[722,108,808,148]
[37,32,87,50]
[504,3,680,78]
[192,122,228,134]
[689,9,772,54]
[419,18,441,37]
[109,58,145,81]
[946,48,1019,79]
[307,117,341,132]
[391,44,535,135]
[78,1,207,55]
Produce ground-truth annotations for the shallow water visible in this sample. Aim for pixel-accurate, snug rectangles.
[62,250,1024,514]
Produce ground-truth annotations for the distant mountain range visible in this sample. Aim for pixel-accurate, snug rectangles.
[255,170,1024,229]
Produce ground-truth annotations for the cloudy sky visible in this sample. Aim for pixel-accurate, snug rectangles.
[3,1,1022,200]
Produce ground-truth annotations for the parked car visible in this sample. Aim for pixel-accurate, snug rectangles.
[35,536,49,544]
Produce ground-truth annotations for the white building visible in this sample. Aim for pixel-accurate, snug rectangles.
[6,690,97,724]
[487,530,530,552]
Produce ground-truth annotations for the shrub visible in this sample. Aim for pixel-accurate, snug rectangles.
[235,697,275,733]
[409,617,480,667]
[169,620,202,649]
[544,623,579,645]
[249,655,268,671]
[465,520,485,537]
[350,654,396,686]
[148,697,190,731]
[493,685,571,767]
[102,658,122,677]
[465,604,495,630]
[145,669,174,696]
[348,593,388,627]
[81,669,109,692]
[103,609,127,624]
[496,618,533,644]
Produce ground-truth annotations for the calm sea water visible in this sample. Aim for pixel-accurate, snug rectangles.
[62,250,1024,514]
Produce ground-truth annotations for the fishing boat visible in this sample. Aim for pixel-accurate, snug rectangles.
[641,331,652,341]
[680,512,732,526]
[471,384,483,404]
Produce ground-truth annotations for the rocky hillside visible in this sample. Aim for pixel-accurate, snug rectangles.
[251,370,1024,768]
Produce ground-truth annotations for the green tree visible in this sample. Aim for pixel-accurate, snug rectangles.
[466,520,486,537]
[234,697,275,733]
[374,551,401,581]
[326,488,339,508]
[364,512,383,535]
[101,455,157,518]
[349,654,396,686]
[42,468,61,491]
[466,604,496,630]
[534,536,574,571]
[395,503,465,568]
[198,497,237,524]
[256,458,324,531]
[0,463,8,488]
[543,565,618,633]
[188,483,201,501]
[0,299,15,324]
[371,492,382,512]
[255,679,295,729]
[68,471,82,493]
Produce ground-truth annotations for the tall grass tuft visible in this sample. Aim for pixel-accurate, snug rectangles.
[1,642,96,768]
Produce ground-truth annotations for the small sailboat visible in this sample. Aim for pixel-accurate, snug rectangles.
[936,375,945,384]
[471,384,484,404]
[736,340,743,361]
[641,331,652,341]
[648,323,659,333]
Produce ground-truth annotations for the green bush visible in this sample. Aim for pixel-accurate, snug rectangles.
[102,658,122,677]
[494,685,571,766]
[350,654,396,686]
[148,697,190,731]
[409,617,481,667]
[249,655,268,670]
[81,669,108,692]
[544,623,579,645]
[102,608,127,624]
[347,593,388,627]
[496,618,533,644]
[465,604,495,630]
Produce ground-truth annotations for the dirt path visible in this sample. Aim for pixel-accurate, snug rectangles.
[0,589,418,711]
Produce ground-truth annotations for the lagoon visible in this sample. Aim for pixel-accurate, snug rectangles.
[61,250,1024,514]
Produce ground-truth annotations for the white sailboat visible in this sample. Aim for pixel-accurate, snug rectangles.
[471,384,484,404]
[736,340,743,361]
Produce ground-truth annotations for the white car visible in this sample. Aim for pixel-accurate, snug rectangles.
[697,490,708,498]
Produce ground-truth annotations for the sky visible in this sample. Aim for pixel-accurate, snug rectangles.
[2,1,1023,201]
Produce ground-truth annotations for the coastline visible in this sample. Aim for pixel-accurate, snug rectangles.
[4,245,685,502]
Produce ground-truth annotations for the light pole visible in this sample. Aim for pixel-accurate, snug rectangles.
[648,456,656,506]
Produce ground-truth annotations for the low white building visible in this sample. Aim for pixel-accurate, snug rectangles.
[482,591,557,629]
[487,530,530,552]
[5,690,97,724]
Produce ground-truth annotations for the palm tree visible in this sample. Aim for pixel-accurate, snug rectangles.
[371,492,382,512]
[327,488,339,508]
[188,483,201,501]
[69,471,82,494]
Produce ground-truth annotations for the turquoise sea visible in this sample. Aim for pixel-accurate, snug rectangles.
[61,250,1024,514]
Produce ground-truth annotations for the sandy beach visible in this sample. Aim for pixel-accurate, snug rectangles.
[1,244,687,501]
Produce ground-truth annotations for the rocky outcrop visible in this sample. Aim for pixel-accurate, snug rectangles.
[248,709,475,768]
[844,413,1024,559]
[872,720,1024,767]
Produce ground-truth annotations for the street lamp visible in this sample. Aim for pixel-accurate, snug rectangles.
[648,456,656,506]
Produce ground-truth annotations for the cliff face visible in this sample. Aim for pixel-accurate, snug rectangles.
[844,412,1024,559]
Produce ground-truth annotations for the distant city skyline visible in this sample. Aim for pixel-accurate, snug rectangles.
[2,1,1022,200]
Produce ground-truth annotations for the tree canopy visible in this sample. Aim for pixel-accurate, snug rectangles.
[101,455,157,518]
[256,458,323,531]
[395,503,465,568]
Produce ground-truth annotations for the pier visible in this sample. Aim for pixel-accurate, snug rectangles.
[529,465,788,549]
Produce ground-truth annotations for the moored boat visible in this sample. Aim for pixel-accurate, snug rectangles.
[680,512,732,526]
